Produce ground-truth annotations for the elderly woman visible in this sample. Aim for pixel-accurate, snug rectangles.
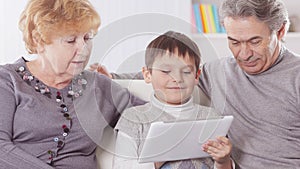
[0,0,144,169]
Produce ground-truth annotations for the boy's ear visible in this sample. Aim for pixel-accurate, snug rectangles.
[194,69,201,85]
[142,67,152,84]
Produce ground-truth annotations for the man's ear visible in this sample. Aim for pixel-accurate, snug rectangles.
[142,67,152,84]
[277,23,286,41]
[194,69,201,85]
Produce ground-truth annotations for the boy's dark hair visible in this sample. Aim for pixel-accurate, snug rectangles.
[145,31,201,72]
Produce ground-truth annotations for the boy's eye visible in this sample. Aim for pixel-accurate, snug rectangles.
[182,67,193,74]
[160,70,171,74]
[183,71,192,74]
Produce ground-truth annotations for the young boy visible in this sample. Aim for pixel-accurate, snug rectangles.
[113,31,233,169]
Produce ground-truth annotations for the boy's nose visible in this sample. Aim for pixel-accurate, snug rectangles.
[171,72,183,83]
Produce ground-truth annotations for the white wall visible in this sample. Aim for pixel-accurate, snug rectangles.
[0,1,28,64]
[1,1,300,73]
[93,0,191,73]
[0,0,191,73]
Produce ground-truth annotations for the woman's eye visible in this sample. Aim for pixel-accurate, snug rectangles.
[66,39,76,43]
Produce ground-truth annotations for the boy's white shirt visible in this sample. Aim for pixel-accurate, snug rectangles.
[112,95,235,169]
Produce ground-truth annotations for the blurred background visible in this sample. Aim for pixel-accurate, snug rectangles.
[1,0,299,73]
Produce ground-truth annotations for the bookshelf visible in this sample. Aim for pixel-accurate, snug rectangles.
[190,0,300,58]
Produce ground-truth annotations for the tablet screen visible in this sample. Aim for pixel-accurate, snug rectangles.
[138,115,234,163]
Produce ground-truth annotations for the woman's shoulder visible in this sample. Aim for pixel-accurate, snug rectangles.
[0,58,25,81]
[0,58,22,70]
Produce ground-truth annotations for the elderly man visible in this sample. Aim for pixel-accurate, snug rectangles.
[198,0,300,168]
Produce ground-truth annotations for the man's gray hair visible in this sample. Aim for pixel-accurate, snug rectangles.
[219,0,290,34]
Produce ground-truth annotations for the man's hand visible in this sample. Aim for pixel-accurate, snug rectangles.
[88,63,112,79]
[202,136,232,169]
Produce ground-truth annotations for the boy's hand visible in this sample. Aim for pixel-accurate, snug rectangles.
[202,136,232,169]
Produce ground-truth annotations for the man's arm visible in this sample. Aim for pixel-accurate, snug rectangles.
[88,63,144,79]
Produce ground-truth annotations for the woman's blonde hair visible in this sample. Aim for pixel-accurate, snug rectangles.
[19,0,101,54]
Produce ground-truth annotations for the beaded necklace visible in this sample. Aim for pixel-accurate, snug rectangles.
[16,65,87,164]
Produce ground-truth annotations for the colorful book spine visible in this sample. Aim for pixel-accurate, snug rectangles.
[206,4,217,33]
[211,5,221,33]
[220,26,226,33]
[192,4,203,33]
[192,3,225,33]
[191,5,197,33]
[200,4,209,33]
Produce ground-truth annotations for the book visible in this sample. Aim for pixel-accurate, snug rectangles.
[192,4,203,33]
[192,3,226,33]
[206,4,217,33]
[211,4,221,33]
[200,4,209,33]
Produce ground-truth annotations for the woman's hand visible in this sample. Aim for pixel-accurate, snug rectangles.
[202,136,232,169]
[88,63,112,79]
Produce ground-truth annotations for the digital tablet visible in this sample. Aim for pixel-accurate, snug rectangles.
[138,115,234,163]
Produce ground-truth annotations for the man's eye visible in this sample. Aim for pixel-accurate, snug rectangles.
[231,41,240,46]
[250,40,261,45]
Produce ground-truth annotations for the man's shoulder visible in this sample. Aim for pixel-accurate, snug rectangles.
[201,57,238,80]
[203,56,235,67]
[202,57,237,73]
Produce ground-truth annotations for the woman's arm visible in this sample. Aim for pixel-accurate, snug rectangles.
[0,70,53,169]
